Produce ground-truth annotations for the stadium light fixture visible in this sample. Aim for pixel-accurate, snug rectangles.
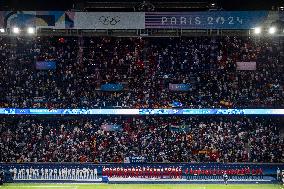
[253,27,261,34]
[0,28,4,33]
[27,27,35,34]
[268,27,276,34]
[12,27,20,34]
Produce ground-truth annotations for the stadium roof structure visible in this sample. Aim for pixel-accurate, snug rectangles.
[1,0,284,11]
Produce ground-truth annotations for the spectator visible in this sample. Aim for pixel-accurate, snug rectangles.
[0,116,282,163]
[0,36,282,108]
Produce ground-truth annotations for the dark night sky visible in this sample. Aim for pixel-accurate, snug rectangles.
[2,0,284,10]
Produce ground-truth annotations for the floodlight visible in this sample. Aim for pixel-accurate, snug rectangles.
[254,27,261,34]
[12,27,20,34]
[268,27,276,34]
[27,27,35,34]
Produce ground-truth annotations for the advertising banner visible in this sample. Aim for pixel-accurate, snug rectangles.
[74,12,145,29]
[0,108,283,115]
[1,11,283,30]
[145,11,281,29]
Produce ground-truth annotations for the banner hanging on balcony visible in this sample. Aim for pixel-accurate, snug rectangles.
[236,62,256,70]
[1,11,283,30]
[145,11,282,29]
[100,84,123,91]
[36,61,56,70]
[169,84,191,91]
[74,12,145,29]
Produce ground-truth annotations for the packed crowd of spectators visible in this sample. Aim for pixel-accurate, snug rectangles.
[0,116,282,163]
[0,36,283,164]
[0,36,283,108]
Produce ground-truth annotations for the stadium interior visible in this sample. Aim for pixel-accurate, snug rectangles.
[0,0,283,189]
